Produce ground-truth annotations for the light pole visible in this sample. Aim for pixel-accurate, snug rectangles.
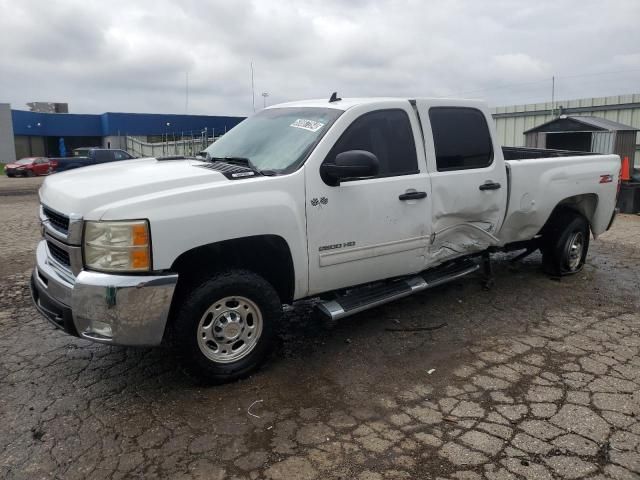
[164,122,171,156]
[261,92,269,108]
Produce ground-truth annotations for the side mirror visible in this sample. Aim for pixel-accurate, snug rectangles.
[320,150,379,186]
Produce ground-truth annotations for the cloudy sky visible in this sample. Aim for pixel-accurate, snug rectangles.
[1,0,639,116]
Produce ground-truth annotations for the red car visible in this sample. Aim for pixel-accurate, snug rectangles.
[4,157,56,177]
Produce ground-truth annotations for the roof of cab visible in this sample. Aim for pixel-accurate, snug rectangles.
[269,97,488,111]
[269,97,401,111]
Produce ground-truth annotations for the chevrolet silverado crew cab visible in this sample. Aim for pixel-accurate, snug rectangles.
[31,95,620,383]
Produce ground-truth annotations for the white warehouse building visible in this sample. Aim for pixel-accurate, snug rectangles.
[492,93,640,167]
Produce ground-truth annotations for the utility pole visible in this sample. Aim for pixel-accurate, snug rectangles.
[551,76,555,117]
[262,92,269,108]
[250,61,255,112]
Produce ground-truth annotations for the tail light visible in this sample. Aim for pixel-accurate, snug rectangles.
[617,159,622,199]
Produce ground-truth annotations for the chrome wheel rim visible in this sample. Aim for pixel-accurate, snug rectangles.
[566,231,584,270]
[197,296,263,364]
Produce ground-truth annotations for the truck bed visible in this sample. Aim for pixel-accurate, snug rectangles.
[502,146,594,160]
[499,152,620,244]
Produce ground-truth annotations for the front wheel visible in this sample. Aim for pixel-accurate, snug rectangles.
[26,170,35,177]
[541,210,590,276]
[172,269,281,383]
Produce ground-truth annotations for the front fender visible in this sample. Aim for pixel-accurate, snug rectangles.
[100,172,310,299]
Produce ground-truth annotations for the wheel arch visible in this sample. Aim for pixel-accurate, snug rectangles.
[169,234,296,305]
[541,193,598,235]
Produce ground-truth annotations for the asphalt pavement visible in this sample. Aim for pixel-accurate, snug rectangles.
[1,186,639,479]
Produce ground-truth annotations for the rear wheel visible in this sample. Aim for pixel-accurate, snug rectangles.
[541,210,590,276]
[172,269,281,383]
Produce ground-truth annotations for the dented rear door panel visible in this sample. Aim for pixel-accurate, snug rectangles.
[415,99,508,265]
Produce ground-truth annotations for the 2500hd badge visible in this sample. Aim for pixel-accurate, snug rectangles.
[319,241,356,252]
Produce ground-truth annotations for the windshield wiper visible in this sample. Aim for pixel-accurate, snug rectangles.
[211,156,254,169]
[209,156,278,176]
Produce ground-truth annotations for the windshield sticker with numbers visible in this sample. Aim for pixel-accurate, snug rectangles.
[290,119,325,132]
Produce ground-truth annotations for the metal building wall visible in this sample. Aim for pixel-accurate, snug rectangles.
[615,131,638,165]
[0,103,16,163]
[492,93,640,166]
[591,131,615,154]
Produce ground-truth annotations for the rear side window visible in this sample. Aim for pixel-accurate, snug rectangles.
[327,109,418,177]
[113,150,130,160]
[429,107,493,171]
[93,150,111,162]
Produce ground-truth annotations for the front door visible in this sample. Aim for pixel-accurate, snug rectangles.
[415,102,508,265]
[305,104,431,295]
[34,158,49,175]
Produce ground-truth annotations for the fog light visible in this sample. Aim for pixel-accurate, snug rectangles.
[85,320,113,339]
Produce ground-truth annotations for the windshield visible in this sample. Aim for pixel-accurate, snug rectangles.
[73,149,90,157]
[204,107,342,173]
[15,158,34,165]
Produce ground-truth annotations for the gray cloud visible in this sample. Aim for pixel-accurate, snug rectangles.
[1,0,639,116]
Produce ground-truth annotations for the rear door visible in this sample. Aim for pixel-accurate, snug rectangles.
[415,101,507,265]
[305,104,431,295]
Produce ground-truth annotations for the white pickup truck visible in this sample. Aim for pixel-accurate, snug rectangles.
[31,95,620,382]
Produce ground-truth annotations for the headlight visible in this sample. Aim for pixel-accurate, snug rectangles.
[83,220,151,272]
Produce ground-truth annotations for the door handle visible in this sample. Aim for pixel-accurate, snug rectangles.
[479,182,501,191]
[399,191,427,201]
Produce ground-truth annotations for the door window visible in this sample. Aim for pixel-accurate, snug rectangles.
[113,150,130,160]
[93,150,112,162]
[429,107,493,171]
[326,109,418,178]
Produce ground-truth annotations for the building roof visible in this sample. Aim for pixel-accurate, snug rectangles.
[524,115,639,134]
[11,110,245,137]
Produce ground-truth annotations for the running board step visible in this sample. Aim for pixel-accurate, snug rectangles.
[317,260,479,321]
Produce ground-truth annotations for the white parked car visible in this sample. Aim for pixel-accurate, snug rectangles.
[31,95,620,382]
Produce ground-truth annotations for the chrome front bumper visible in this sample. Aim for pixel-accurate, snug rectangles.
[31,240,178,346]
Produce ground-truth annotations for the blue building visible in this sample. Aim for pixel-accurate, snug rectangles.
[5,106,245,160]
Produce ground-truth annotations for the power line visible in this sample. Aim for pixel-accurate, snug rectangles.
[442,78,550,97]
[442,67,640,98]
[556,67,640,80]
[250,61,255,113]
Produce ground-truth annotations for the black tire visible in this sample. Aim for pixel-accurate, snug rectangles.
[541,210,590,276]
[6,173,14,178]
[172,269,281,384]
[26,170,35,177]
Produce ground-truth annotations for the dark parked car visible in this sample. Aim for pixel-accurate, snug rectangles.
[5,157,57,177]
[52,148,135,172]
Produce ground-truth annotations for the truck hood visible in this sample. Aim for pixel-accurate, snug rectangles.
[39,158,225,217]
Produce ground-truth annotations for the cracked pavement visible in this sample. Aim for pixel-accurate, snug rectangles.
[1,191,639,479]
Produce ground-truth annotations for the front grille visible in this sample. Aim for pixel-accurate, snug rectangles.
[43,206,70,234]
[47,241,71,267]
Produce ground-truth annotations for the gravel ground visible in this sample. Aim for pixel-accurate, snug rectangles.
[1,189,639,480]
[0,175,45,197]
